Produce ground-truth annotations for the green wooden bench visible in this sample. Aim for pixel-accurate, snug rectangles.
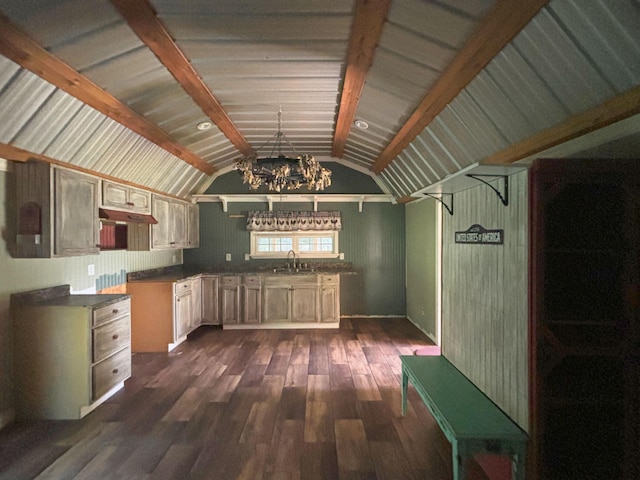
[401,355,528,480]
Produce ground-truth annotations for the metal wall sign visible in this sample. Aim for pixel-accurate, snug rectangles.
[455,224,504,245]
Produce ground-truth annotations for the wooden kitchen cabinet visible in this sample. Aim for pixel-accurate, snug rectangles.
[101,180,151,214]
[319,275,340,323]
[10,287,131,419]
[151,195,189,249]
[15,161,100,257]
[220,276,241,325]
[242,275,262,324]
[127,277,199,352]
[201,275,220,325]
[261,275,330,325]
[187,203,200,248]
[174,282,192,341]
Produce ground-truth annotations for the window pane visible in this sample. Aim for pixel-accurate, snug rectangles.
[257,236,293,252]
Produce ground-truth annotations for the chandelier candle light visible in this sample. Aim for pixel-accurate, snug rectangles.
[234,109,332,192]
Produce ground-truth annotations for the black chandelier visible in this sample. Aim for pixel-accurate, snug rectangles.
[234,109,332,193]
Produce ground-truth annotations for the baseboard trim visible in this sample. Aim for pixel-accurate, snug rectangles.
[405,315,437,344]
[0,408,15,431]
[340,314,405,318]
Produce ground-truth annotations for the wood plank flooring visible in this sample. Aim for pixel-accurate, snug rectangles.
[0,318,490,480]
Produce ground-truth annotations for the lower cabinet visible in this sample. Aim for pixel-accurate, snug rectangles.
[201,275,220,325]
[220,275,241,324]
[258,274,339,326]
[242,275,262,324]
[319,275,340,323]
[174,281,192,340]
[127,277,200,352]
[11,291,131,419]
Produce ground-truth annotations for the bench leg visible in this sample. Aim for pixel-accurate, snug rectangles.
[452,441,468,480]
[401,369,408,416]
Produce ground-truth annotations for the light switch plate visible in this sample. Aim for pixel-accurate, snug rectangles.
[225,253,232,261]
[87,264,95,276]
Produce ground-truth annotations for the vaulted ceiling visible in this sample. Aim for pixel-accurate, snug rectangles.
[0,0,638,201]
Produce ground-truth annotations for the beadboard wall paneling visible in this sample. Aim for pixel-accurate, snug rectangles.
[405,197,438,340]
[441,169,528,430]
[184,200,406,316]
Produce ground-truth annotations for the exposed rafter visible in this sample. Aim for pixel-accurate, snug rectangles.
[483,85,640,165]
[0,142,189,201]
[371,0,549,174]
[109,0,253,157]
[332,0,391,158]
[0,13,215,176]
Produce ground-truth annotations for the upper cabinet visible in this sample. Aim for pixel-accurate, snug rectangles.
[150,195,196,250]
[101,181,151,214]
[15,161,99,257]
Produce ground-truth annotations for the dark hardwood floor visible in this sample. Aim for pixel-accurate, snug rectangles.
[0,318,489,480]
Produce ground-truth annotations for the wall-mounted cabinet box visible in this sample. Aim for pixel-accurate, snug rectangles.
[127,195,198,251]
[15,162,100,257]
[101,181,151,214]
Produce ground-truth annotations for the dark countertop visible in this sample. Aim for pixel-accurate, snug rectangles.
[10,284,129,308]
[127,263,358,283]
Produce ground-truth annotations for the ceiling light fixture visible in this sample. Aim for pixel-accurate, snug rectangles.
[354,119,369,130]
[234,109,331,193]
[197,121,212,131]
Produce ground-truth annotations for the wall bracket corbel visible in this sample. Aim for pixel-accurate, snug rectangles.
[465,174,509,206]
[423,193,453,216]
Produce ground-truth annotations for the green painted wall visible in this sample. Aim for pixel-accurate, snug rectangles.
[405,197,438,341]
[0,164,179,424]
[184,165,406,316]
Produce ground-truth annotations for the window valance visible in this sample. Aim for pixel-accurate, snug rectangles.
[246,211,342,232]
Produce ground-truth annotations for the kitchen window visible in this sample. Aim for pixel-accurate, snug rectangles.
[250,231,339,258]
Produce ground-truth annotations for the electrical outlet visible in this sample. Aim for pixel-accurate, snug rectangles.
[339,253,344,260]
[172,253,177,263]
[88,264,95,276]
[244,253,250,261]
[225,253,232,261]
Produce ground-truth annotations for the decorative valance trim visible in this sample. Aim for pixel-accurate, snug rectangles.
[247,211,342,231]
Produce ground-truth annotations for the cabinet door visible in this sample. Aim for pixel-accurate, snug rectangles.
[151,195,171,249]
[243,286,262,324]
[291,285,318,322]
[128,188,151,214]
[201,276,219,325]
[170,201,187,248]
[263,286,290,322]
[187,203,199,248]
[102,181,128,209]
[54,168,99,256]
[220,286,240,324]
[174,290,192,340]
[320,285,339,322]
[190,277,202,328]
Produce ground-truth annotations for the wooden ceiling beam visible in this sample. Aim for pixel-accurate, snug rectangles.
[332,0,391,158]
[371,0,549,174]
[0,14,214,176]
[0,142,189,201]
[483,85,640,165]
[109,0,253,157]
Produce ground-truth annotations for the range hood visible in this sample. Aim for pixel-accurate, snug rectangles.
[99,208,158,224]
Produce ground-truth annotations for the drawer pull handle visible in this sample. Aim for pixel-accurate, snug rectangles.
[112,309,119,314]
[112,368,119,375]
[112,334,119,340]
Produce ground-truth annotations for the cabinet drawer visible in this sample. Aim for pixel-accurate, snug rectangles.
[174,279,192,293]
[221,275,240,286]
[320,275,339,284]
[242,275,261,286]
[93,316,130,363]
[92,347,131,400]
[93,299,130,327]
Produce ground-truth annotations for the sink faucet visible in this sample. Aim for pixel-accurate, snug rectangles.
[287,250,297,269]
